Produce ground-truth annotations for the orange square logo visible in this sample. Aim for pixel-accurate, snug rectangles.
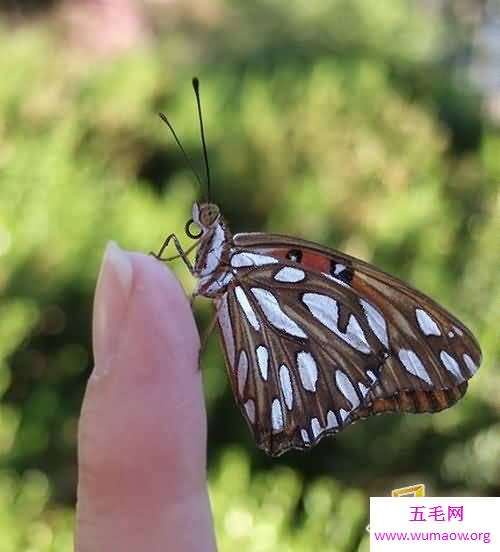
[391,484,426,497]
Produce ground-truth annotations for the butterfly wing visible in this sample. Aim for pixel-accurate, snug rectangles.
[215,233,481,456]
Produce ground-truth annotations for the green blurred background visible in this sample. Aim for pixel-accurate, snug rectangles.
[1,0,499,550]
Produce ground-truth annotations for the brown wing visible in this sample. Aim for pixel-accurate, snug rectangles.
[215,233,481,456]
[216,285,361,457]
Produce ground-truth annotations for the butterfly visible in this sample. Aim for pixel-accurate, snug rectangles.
[153,78,482,457]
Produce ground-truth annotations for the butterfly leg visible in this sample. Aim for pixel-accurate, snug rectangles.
[150,233,195,273]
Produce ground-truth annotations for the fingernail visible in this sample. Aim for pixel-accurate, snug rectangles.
[92,241,133,374]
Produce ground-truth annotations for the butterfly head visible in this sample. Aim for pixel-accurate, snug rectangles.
[192,201,221,231]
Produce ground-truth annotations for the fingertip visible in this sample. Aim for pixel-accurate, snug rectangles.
[78,245,213,551]
[128,251,201,358]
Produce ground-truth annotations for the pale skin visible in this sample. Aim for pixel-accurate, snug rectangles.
[75,241,217,552]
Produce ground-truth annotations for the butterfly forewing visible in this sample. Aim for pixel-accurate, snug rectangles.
[215,233,481,456]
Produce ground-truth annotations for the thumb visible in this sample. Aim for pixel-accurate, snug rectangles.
[75,242,216,552]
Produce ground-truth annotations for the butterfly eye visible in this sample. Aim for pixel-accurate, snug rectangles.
[185,218,202,239]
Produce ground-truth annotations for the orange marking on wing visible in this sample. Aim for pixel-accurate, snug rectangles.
[268,247,293,260]
[301,251,331,271]
[269,248,331,272]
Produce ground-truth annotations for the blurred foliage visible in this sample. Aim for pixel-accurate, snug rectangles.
[0,0,499,550]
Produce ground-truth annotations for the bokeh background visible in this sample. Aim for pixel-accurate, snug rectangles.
[1,0,500,550]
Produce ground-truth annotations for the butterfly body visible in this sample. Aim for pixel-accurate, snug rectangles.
[191,202,233,297]
[175,202,482,456]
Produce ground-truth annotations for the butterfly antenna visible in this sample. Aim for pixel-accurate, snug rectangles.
[158,111,204,190]
[192,77,212,203]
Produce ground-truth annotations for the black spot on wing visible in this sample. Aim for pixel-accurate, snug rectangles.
[330,260,353,284]
[286,249,303,263]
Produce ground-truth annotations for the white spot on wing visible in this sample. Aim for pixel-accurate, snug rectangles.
[416,308,441,336]
[453,326,464,336]
[398,349,432,385]
[256,345,269,381]
[301,429,310,444]
[440,351,464,382]
[358,382,370,397]
[217,295,235,365]
[279,365,294,410]
[360,299,389,348]
[251,288,307,338]
[463,353,478,374]
[326,410,338,429]
[303,293,371,353]
[271,398,284,432]
[237,351,248,396]
[311,417,322,438]
[234,286,260,331]
[339,408,349,421]
[346,315,370,352]
[274,266,306,283]
[244,400,255,423]
[335,370,360,409]
[297,351,318,391]
[321,272,351,288]
[367,370,377,382]
[231,252,279,268]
